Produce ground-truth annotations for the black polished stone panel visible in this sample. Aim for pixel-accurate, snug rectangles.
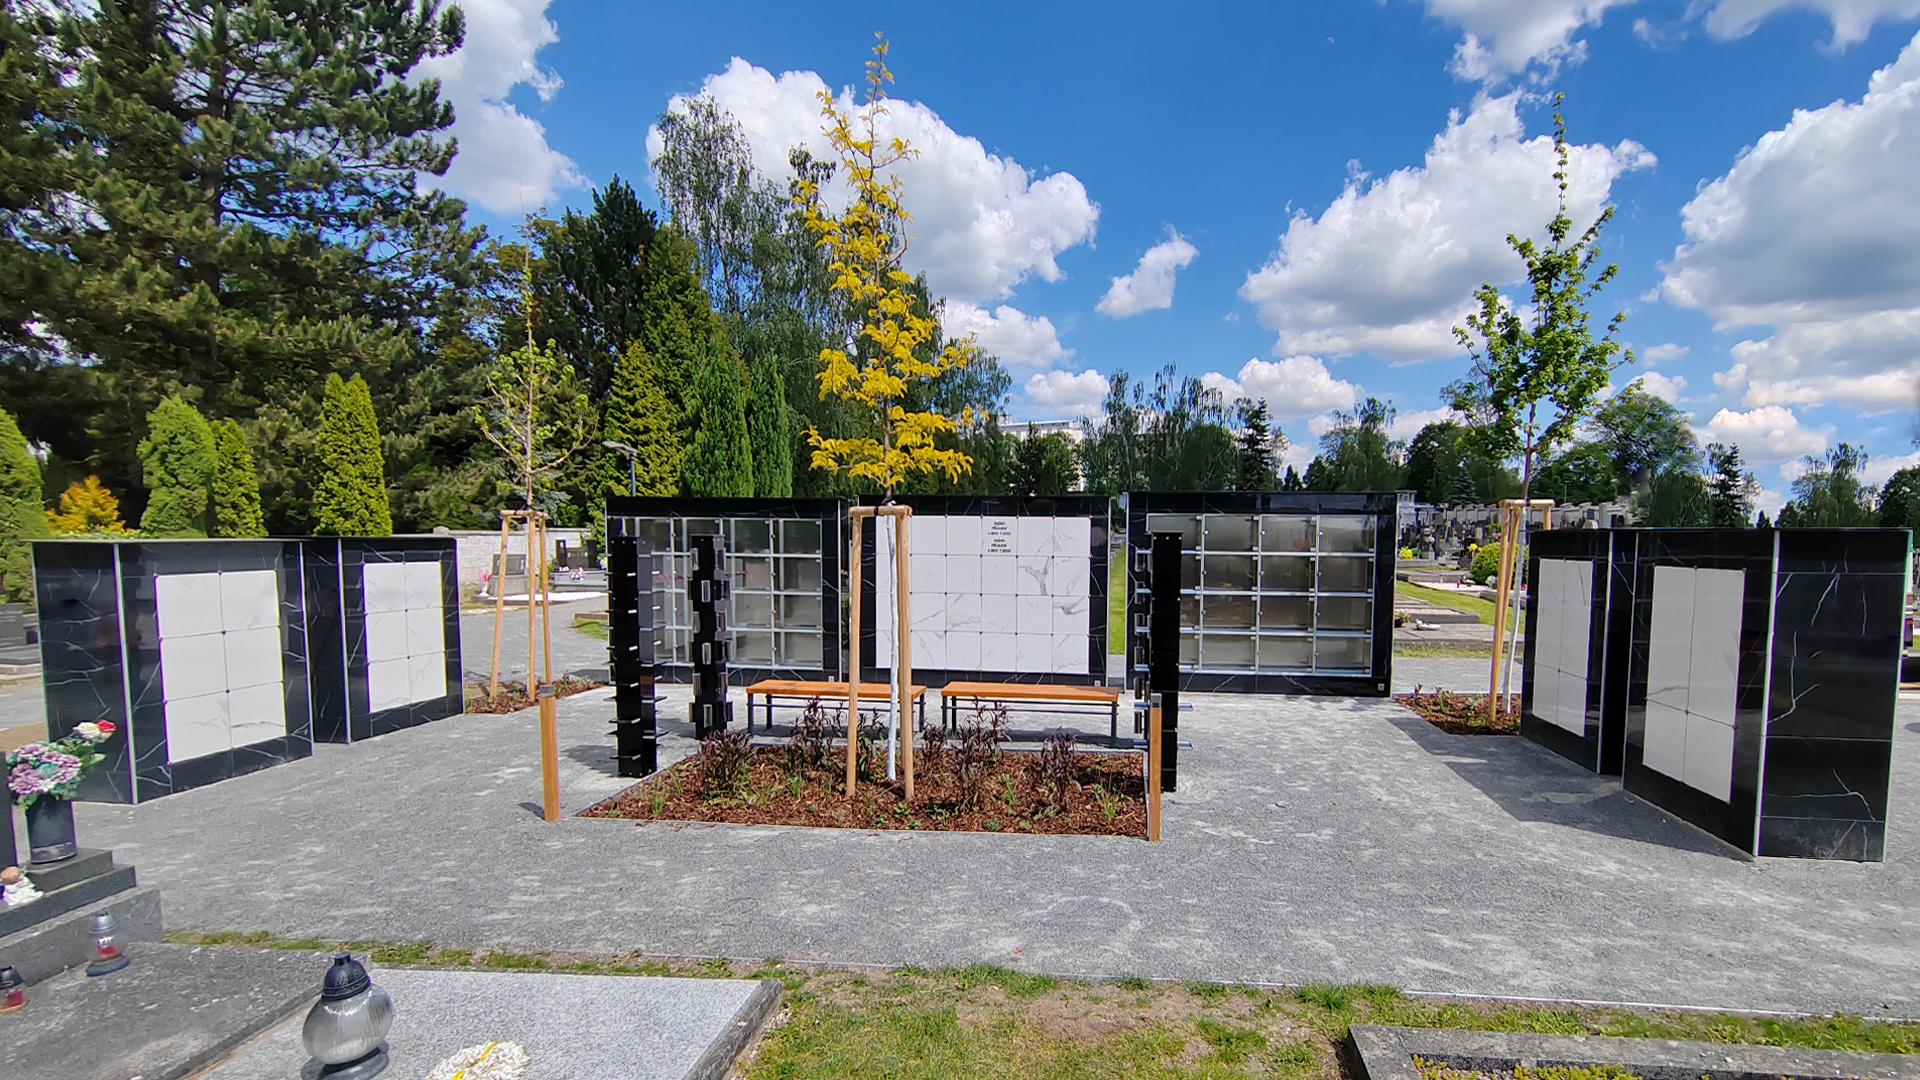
[301,540,347,743]
[1127,491,1397,696]
[30,542,133,803]
[339,538,462,741]
[1520,529,1618,773]
[856,494,1112,687]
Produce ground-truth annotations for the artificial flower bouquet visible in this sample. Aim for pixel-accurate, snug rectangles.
[6,721,115,807]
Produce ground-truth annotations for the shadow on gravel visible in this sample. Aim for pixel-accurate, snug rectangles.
[1381,709,1744,860]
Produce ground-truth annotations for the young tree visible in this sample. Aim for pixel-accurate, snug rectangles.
[475,340,591,517]
[800,35,973,496]
[600,340,681,497]
[314,374,392,536]
[746,350,793,497]
[1777,444,1877,527]
[1706,443,1760,528]
[1140,365,1236,490]
[0,405,47,602]
[137,397,216,537]
[1013,428,1079,496]
[680,333,754,497]
[1234,399,1283,492]
[1077,371,1147,496]
[1446,94,1631,504]
[1315,398,1406,492]
[211,419,266,538]
[46,476,128,535]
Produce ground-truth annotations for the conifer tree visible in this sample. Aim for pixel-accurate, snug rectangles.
[601,341,681,497]
[0,406,47,603]
[746,351,792,496]
[137,397,216,537]
[46,477,127,535]
[212,419,266,537]
[314,374,392,536]
[680,333,753,497]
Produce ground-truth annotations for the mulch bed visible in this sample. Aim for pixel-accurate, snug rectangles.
[1395,690,1521,735]
[584,744,1149,837]
[465,675,606,714]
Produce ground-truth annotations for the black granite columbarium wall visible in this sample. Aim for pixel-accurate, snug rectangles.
[1125,492,1398,695]
[606,532,661,776]
[324,538,462,742]
[856,494,1111,687]
[1521,529,1635,774]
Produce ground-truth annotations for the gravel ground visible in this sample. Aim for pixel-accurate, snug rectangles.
[63,676,1920,1017]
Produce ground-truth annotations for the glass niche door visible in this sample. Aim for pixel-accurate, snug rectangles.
[1145,512,1375,675]
[619,515,827,672]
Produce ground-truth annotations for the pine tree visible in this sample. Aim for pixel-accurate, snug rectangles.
[46,476,127,535]
[1234,399,1281,492]
[137,397,216,537]
[1280,465,1306,492]
[314,374,392,536]
[745,350,792,497]
[679,332,753,497]
[0,406,47,603]
[212,419,266,537]
[601,341,681,497]
[1706,442,1759,529]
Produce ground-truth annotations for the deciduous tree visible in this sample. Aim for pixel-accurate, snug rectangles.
[1778,444,1877,527]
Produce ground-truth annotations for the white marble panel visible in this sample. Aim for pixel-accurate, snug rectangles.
[1052,594,1090,635]
[908,550,941,594]
[1687,568,1744,727]
[1016,517,1059,557]
[945,631,980,670]
[155,572,225,639]
[910,514,946,556]
[367,657,412,712]
[874,629,895,668]
[1562,561,1593,683]
[224,627,282,689]
[979,594,1015,634]
[219,570,280,632]
[362,562,409,615]
[1558,673,1590,735]
[1641,700,1688,780]
[945,592,982,631]
[1683,712,1736,801]
[403,561,443,611]
[946,554,981,594]
[982,517,1017,556]
[1533,561,1565,681]
[1645,566,1695,712]
[1015,556,1052,594]
[405,605,444,655]
[364,611,410,664]
[1014,632,1051,673]
[1053,633,1089,675]
[981,555,1017,595]
[1055,516,1091,556]
[407,650,447,705]
[945,516,981,555]
[227,682,286,746]
[164,691,230,762]
[1053,556,1091,599]
[910,591,946,633]
[1532,665,1560,727]
[909,629,945,672]
[980,632,1016,671]
[1015,595,1052,634]
[160,632,228,701]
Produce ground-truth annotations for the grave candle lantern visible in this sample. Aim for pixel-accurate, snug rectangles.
[301,952,393,1079]
[85,911,130,975]
[0,964,23,1012]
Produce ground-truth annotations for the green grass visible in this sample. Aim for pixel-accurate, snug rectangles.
[1398,581,1499,625]
[161,932,1920,1079]
[1394,645,1496,659]
[571,616,609,641]
[1110,537,1128,656]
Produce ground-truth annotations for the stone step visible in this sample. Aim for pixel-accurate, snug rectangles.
[0,884,162,984]
[0,850,138,940]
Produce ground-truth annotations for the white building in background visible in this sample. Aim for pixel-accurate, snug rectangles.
[1008,419,1086,443]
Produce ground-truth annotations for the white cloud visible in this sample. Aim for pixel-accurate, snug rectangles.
[1419,1,1638,81]
[1641,342,1689,364]
[1387,407,1465,440]
[416,0,584,213]
[1662,32,1920,413]
[1698,0,1920,47]
[652,59,1098,305]
[1701,405,1829,463]
[1865,449,1920,485]
[1240,93,1654,362]
[1097,231,1199,317]
[1629,370,1688,401]
[1199,356,1361,418]
[1022,369,1109,416]
[941,302,1071,367]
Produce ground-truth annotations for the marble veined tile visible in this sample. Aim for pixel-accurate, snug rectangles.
[1683,711,1735,802]
[1534,562,1566,679]
[364,611,410,665]
[164,691,230,762]
[1015,556,1053,594]
[982,517,1017,556]
[1053,633,1089,675]
[946,555,981,594]
[227,682,287,746]
[160,631,228,701]
[405,606,443,655]
[156,572,224,639]
[908,550,941,594]
[1015,595,1052,634]
[362,562,409,615]
[1014,632,1051,673]
[909,629,945,671]
[1017,516,1060,557]
[403,561,443,611]
[367,657,411,712]
[909,591,947,633]
[981,555,1017,595]
[1562,560,1593,681]
[946,631,980,670]
[980,632,1016,671]
[407,650,446,705]
[945,516,981,555]
[945,592,982,631]
[1642,699,1688,781]
[874,629,895,668]
[1055,516,1091,555]
[910,514,945,556]
[979,594,1015,634]
[220,569,281,632]
[1687,567,1744,727]
[1645,566,1695,711]
[1557,673,1590,736]
[223,627,282,689]
[1054,556,1091,599]
[1052,594,1090,635]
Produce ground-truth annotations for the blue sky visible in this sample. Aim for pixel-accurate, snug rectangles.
[423,1,1920,510]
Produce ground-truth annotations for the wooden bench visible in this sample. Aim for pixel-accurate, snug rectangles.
[937,682,1125,744]
[742,680,928,734]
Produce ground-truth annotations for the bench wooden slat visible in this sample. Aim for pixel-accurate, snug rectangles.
[938,681,1119,704]
[743,679,927,700]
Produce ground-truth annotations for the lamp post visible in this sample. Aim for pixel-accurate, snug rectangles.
[602,440,638,496]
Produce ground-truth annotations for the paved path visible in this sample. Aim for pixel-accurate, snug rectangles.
[66,681,1920,1017]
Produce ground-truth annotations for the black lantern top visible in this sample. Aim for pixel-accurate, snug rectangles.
[321,953,371,1001]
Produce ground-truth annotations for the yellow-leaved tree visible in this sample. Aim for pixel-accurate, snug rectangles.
[801,34,974,496]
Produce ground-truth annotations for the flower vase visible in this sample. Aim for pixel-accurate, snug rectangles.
[25,797,77,863]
